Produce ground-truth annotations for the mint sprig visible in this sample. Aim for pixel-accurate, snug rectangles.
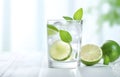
[63,16,73,20]
[59,30,72,43]
[48,8,83,43]
[47,24,72,43]
[63,8,83,20]
[73,8,83,20]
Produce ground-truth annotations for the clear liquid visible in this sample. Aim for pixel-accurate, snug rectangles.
[47,20,82,68]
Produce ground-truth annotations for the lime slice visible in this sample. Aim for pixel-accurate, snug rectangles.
[80,44,103,66]
[47,28,57,36]
[47,24,58,36]
[49,40,72,61]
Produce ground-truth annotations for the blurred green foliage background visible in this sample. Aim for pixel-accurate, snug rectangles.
[98,0,120,27]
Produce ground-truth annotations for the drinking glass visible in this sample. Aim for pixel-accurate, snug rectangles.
[47,20,82,68]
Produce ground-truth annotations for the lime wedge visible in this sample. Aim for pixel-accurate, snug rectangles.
[49,40,72,61]
[80,44,103,66]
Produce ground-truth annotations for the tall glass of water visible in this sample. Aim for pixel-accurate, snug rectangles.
[47,20,82,68]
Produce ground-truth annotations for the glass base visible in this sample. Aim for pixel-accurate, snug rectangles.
[48,60,80,69]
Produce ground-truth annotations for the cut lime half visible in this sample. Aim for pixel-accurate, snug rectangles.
[49,40,72,61]
[80,44,103,66]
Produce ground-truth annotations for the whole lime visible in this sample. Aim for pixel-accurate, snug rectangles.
[101,40,120,62]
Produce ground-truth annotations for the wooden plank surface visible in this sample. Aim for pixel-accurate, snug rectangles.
[0,52,117,77]
[0,52,42,77]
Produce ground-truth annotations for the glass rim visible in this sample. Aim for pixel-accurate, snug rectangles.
[47,19,83,22]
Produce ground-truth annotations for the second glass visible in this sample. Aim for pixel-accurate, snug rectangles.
[47,20,82,68]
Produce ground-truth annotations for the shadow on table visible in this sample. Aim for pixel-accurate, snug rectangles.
[39,68,82,77]
[39,53,115,77]
[39,66,115,77]
[79,66,114,77]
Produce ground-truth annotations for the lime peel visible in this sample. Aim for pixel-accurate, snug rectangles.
[101,40,120,62]
[103,55,110,65]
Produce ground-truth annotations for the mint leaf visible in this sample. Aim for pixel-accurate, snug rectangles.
[73,8,83,20]
[47,24,59,32]
[59,30,72,43]
[63,16,73,20]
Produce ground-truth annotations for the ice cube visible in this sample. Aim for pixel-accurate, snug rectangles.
[54,21,63,26]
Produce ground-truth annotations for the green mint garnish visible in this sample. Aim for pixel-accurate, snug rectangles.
[48,8,83,43]
[73,8,83,20]
[59,30,72,43]
[63,16,73,20]
[47,24,72,43]
[47,24,59,32]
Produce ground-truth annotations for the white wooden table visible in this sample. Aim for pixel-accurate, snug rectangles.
[0,52,117,77]
[0,52,41,77]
